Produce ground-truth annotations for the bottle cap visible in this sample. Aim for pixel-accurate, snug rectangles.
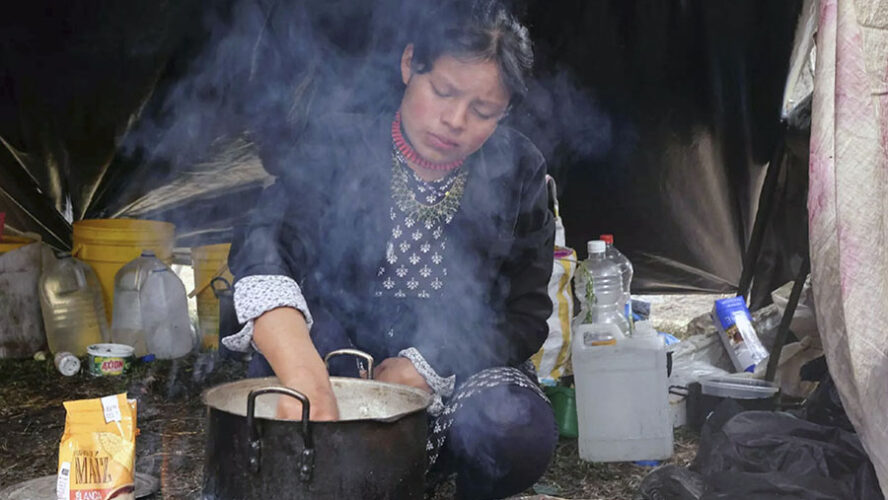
[599,234,614,245]
[587,240,606,255]
[634,320,657,337]
[635,460,660,467]
[141,250,156,257]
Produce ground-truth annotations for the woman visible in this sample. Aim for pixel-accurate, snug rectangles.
[225,1,557,497]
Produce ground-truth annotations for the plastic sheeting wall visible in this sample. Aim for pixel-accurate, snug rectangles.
[809,0,888,493]
[522,1,802,293]
[0,0,803,293]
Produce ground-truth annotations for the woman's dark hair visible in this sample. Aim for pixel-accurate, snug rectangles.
[409,0,533,106]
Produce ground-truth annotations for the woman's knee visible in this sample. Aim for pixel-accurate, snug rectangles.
[448,385,557,497]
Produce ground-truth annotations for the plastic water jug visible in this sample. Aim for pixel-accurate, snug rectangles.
[600,234,633,317]
[572,319,672,462]
[111,250,193,359]
[39,253,110,355]
[573,240,630,339]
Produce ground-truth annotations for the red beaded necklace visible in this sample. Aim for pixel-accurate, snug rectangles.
[392,111,465,171]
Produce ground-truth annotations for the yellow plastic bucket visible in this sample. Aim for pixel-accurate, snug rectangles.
[72,219,175,321]
[0,235,38,255]
[191,243,233,350]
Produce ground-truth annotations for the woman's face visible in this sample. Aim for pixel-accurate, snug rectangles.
[399,45,510,164]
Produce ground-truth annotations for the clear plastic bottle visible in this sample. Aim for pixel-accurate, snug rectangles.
[599,234,633,318]
[111,250,193,359]
[39,253,110,356]
[573,240,630,340]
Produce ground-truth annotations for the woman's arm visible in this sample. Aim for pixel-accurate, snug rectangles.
[252,307,339,420]
[228,150,339,420]
[482,158,555,368]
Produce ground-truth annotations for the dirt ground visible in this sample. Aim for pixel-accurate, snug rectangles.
[428,430,698,500]
[0,355,226,499]
[0,354,698,500]
[0,295,718,499]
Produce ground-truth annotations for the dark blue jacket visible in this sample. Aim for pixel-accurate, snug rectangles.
[229,113,554,383]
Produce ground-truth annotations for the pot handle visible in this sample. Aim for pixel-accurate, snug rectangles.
[324,349,375,379]
[246,387,315,482]
[209,276,232,299]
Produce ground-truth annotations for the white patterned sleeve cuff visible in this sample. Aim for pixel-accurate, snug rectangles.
[398,347,456,415]
[220,275,313,353]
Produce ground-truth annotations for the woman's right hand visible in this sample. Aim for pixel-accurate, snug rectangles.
[276,367,340,421]
[252,307,340,421]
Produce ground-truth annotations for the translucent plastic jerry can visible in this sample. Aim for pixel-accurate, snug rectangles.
[572,320,673,463]
[111,250,193,359]
[39,253,110,356]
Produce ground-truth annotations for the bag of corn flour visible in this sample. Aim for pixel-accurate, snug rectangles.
[57,393,138,500]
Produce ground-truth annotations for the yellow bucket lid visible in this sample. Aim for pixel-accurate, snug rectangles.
[73,219,175,244]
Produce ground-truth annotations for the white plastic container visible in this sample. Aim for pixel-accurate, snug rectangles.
[111,250,193,359]
[572,319,673,462]
[39,253,110,356]
[0,238,51,358]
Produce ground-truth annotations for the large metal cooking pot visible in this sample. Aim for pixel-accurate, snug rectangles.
[201,350,432,499]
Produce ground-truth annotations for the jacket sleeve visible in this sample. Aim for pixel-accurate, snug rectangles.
[229,114,370,285]
[413,152,555,382]
[221,172,324,352]
[228,123,331,286]
[226,123,333,345]
[228,176,321,285]
[493,158,556,366]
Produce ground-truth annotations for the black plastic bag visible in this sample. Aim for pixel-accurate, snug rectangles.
[641,467,857,500]
[701,470,866,500]
[641,398,883,499]
[694,410,880,499]
[794,359,855,432]
[640,465,705,500]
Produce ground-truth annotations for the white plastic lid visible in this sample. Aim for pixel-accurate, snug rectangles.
[87,343,135,358]
[587,240,606,254]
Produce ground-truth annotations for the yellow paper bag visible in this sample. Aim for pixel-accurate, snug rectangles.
[57,393,138,500]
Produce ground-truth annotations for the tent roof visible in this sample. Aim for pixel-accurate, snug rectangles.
[0,0,805,294]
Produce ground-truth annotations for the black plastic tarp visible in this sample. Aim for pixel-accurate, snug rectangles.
[0,0,804,293]
[640,373,884,500]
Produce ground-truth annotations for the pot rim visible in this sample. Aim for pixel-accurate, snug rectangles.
[202,376,433,423]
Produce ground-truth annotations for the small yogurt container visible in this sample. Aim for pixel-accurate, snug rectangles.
[87,343,135,377]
